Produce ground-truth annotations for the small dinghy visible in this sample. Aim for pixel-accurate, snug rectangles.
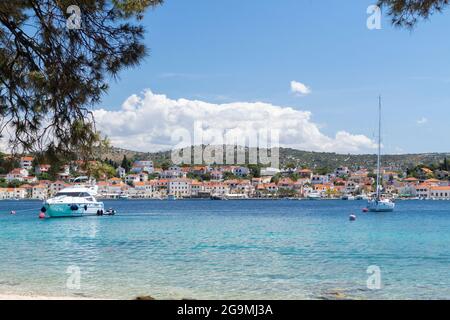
[104,208,116,216]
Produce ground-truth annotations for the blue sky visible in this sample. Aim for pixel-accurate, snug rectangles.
[97,0,450,154]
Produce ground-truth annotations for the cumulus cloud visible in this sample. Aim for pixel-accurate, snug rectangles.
[290,81,311,96]
[93,90,377,153]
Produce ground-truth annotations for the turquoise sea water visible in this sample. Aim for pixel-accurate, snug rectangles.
[0,199,449,300]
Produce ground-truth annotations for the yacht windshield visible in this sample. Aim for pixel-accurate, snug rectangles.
[55,192,91,197]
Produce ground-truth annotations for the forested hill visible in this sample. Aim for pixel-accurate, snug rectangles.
[101,146,450,171]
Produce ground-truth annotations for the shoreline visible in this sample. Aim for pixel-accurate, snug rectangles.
[0,293,92,300]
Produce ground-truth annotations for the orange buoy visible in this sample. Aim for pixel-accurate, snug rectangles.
[38,212,46,219]
[362,208,369,213]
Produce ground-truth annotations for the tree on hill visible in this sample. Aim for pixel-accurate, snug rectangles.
[0,0,163,158]
[160,160,171,171]
[121,155,132,172]
[441,157,449,171]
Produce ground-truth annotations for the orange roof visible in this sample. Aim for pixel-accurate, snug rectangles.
[278,178,294,185]
[431,186,450,191]
[21,156,34,161]
[404,177,418,181]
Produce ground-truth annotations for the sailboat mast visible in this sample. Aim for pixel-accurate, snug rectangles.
[377,96,382,199]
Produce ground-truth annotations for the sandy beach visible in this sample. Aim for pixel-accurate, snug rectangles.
[0,293,93,300]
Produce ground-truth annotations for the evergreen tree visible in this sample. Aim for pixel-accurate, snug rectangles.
[121,155,131,172]
[379,0,449,28]
[0,1,163,157]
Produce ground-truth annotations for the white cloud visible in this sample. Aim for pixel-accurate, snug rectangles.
[93,90,377,153]
[417,117,428,126]
[290,81,311,96]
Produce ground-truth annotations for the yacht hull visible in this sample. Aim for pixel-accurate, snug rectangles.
[44,202,104,218]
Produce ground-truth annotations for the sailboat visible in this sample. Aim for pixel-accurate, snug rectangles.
[367,96,395,213]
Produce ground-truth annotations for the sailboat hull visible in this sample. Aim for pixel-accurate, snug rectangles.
[367,200,395,212]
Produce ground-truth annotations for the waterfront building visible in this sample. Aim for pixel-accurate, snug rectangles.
[415,183,431,198]
[191,180,204,196]
[49,180,68,196]
[205,182,230,196]
[278,178,294,190]
[430,186,450,200]
[168,179,192,198]
[131,181,156,198]
[31,184,48,199]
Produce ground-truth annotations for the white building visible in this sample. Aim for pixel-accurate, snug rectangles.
[130,160,154,174]
[344,181,360,194]
[0,187,27,199]
[130,182,156,198]
[191,181,204,196]
[415,184,430,199]
[6,168,29,182]
[261,167,281,177]
[233,166,250,177]
[204,182,230,196]
[125,174,140,185]
[160,166,184,179]
[430,186,450,200]
[49,181,67,196]
[311,175,329,185]
[32,184,48,199]
[210,170,223,181]
[20,156,34,170]
[335,167,350,177]
[168,179,192,198]
[116,166,126,178]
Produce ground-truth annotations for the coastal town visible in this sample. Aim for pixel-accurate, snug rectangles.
[1,156,449,201]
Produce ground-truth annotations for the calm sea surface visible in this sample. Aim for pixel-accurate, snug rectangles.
[0,199,449,300]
